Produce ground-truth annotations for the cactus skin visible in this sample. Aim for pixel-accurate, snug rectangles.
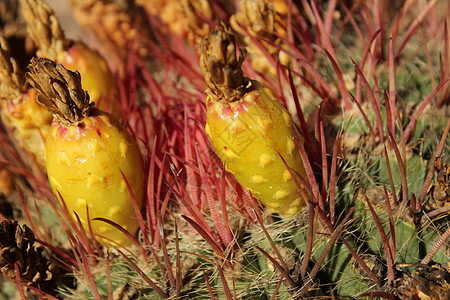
[27,58,143,246]
[201,25,307,217]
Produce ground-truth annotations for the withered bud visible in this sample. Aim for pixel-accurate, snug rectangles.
[26,57,92,125]
[0,220,59,295]
[232,0,276,39]
[19,0,66,59]
[199,22,250,103]
[0,35,25,101]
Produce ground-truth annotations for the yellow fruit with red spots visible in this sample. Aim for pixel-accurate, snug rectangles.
[200,25,307,217]
[205,81,306,217]
[26,58,143,246]
[55,43,120,116]
[45,109,143,246]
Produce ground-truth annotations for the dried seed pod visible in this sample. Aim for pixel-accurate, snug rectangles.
[27,58,144,246]
[0,220,59,294]
[0,0,37,72]
[200,24,307,217]
[0,0,21,36]
[425,157,450,212]
[395,262,450,300]
[230,0,289,76]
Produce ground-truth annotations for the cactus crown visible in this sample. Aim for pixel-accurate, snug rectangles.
[199,22,250,103]
[26,57,93,125]
[0,36,25,101]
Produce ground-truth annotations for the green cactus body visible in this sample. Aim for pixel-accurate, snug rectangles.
[205,82,306,217]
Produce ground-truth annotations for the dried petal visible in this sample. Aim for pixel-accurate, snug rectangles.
[26,57,92,125]
[0,35,25,101]
[19,0,65,59]
[199,23,249,103]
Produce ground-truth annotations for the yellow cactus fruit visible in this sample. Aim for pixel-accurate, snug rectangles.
[0,36,52,165]
[57,43,120,115]
[19,0,120,116]
[199,24,307,217]
[26,58,144,246]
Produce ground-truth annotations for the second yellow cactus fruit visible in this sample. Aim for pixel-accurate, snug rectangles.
[0,36,52,165]
[57,43,120,116]
[20,0,120,116]
[200,24,307,217]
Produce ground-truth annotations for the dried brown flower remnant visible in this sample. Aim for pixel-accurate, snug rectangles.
[232,0,278,40]
[19,0,66,60]
[0,0,27,38]
[199,23,249,103]
[26,57,92,126]
[179,0,214,43]
[230,0,289,75]
[425,157,450,211]
[0,36,25,102]
[0,220,59,294]
[0,0,36,72]
[395,262,450,300]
